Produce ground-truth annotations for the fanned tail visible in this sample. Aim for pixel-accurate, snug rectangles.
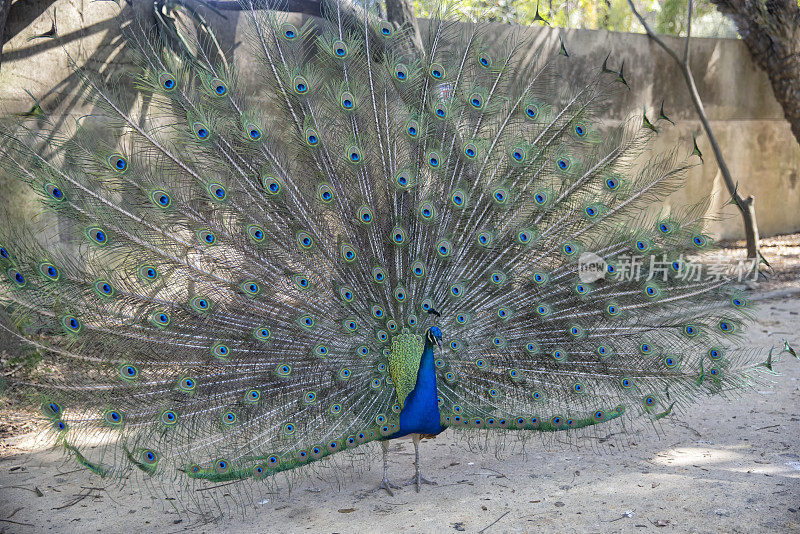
[0,0,781,510]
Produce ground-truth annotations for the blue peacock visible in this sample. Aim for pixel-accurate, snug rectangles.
[0,0,782,504]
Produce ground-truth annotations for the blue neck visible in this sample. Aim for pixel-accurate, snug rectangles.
[394,338,443,437]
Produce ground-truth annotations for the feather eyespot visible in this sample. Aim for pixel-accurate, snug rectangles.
[463,143,477,159]
[241,280,261,296]
[305,128,320,146]
[209,77,227,96]
[222,412,239,425]
[107,154,127,172]
[435,238,452,258]
[45,183,64,201]
[38,263,59,281]
[212,343,230,359]
[298,314,315,329]
[87,227,108,245]
[419,201,435,221]
[161,410,178,425]
[105,409,123,425]
[411,260,425,278]
[406,119,420,138]
[316,183,334,203]
[62,315,82,333]
[391,226,406,246]
[451,189,466,208]
[357,205,373,225]
[119,364,139,380]
[339,286,354,302]
[347,146,363,163]
[281,23,298,40]
[246,124,262,140]
[333,40,347,57]
[492,188,508,204]
[93,280,114,298]
[340,243,357,262]
[469,93,483,108]
[159,73,176,91]
[192,122,210,140]
[138,264,158,282]
[208,183,226,201]
[262,175,282,195]
[198,229,216,245]
[340,91,356,110]
[293,75,309,94]
[296,231,314,250]
[395,169,413,189]
[178,377,196,392]
[150,190,172,208]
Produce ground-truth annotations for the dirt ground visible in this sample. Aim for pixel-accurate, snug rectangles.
[0,237,798,534]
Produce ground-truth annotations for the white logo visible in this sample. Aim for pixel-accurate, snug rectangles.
[578,252,607,283]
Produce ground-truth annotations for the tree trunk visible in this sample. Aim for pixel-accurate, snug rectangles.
[384,0,424,57]
[710,0,800,144]
[0,0,11,71]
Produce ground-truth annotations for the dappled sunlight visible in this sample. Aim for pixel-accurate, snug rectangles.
[651,445,745,466]
[650,444,800,479]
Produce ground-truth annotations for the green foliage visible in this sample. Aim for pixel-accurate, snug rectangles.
[655,0,715,34]
[413,0,728,36]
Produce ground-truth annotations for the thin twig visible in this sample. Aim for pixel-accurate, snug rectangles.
[194,480,241,492]
[478,510,510,534]
[52,490,96,510]
[0,518,35,527]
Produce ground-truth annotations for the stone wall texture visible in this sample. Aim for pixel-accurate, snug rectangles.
[2,0,799,239]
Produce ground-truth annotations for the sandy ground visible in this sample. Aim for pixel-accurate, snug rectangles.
[0,251,799,533]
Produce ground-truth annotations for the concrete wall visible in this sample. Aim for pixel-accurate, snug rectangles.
[2,0,799,239]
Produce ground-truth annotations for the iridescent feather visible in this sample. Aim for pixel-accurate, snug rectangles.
[0,0,785,510]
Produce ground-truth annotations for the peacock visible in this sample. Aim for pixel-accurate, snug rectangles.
[0,0,787,508]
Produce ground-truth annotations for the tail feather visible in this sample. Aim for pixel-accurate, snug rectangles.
[0,0,778,505]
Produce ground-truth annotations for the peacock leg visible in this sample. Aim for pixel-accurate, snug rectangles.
[379,441,401,496]
[405,433,437,492]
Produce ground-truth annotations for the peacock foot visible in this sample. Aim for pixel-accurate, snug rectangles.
[379,478,401,496]
[404,471,437,492]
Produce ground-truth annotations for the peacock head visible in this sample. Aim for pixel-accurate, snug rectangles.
[427,326,442,347]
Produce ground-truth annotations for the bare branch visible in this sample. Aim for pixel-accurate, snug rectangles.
[626,0,681,63]
[684,0,692,63]
[627,0,759,257]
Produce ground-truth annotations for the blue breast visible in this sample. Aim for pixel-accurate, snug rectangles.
[392,340,443,438]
